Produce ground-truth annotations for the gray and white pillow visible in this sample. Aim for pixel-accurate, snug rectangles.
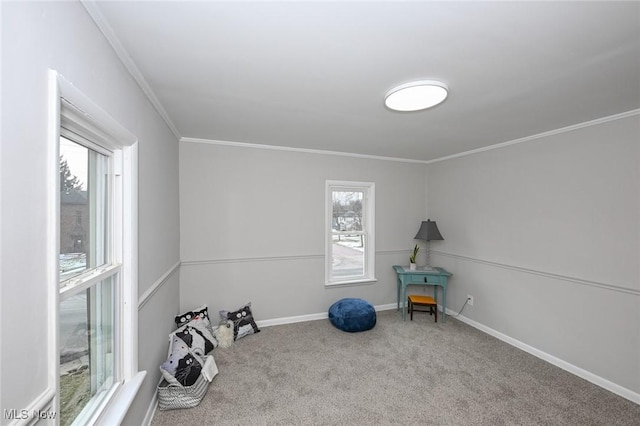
[219,302,260,341]
[174,305,218,354]
[160,334,203,387]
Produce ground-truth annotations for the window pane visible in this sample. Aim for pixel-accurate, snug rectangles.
[59,276,115,426]
[331,234,365,279]
[331,190,365,279]
[331,190,363,232]
[60,137,109,282]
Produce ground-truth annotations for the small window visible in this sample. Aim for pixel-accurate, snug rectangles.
[325,181,376,285]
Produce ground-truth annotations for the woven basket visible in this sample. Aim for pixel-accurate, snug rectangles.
[157,372,210,411]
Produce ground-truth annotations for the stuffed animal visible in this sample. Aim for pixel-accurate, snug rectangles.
[214,320,234,348]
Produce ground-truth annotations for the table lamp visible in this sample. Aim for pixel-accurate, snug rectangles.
[414,219,444,270]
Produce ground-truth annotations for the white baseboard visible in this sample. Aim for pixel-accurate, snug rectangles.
[141,378,160,426]
[256,312,327,328]
[446,308,640,405]
[256,303,397,328]
[373,303,398,312]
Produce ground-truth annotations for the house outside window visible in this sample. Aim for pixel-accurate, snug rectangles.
[325,180,376,285]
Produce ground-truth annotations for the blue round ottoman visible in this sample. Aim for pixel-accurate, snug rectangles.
[328,298,376,332]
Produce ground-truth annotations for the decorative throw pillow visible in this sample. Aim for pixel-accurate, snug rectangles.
[219,302,260,340]
[160,334,203,387]
[175,321,217,355]
[175,305,212,328]
[173,352,203,387]
[173,305,218,355]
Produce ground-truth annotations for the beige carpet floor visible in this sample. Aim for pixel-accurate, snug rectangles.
[151,309,640,425]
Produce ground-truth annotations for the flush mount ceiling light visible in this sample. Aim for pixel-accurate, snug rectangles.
[384,80,449,112]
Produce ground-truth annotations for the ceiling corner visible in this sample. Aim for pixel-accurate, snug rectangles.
[80,0,182,141]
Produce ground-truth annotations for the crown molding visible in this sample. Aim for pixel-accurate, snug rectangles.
[182,108,639,164]
[424,108,640,164]
[81,0,182,140]
[180,137,430,164]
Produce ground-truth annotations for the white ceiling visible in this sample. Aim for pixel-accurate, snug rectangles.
[92,1,640,162]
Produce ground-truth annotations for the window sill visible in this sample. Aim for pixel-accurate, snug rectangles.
[325,278,378,288]
[95,371,146,425]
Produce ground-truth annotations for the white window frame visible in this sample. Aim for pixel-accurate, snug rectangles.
[47,70,145,425]
[325,180,376,286]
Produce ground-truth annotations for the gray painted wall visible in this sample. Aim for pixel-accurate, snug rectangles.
[125,270,180,425]
[179,142,427,319]
[426,115,640,396]
[1,2,180,424]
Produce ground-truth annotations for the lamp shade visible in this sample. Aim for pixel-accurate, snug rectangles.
[414,220,444,241]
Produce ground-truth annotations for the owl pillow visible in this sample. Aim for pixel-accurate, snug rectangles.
[219,302,260,340]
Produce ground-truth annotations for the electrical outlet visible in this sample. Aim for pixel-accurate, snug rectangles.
[467,295,474,306]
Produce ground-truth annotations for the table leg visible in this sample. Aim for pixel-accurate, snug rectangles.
[401,284,407,321]
[442,284,447,323]
[396,277,401,311]
[434,286,438,321]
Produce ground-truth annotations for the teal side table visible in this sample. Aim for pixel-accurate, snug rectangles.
[393,265,452,322]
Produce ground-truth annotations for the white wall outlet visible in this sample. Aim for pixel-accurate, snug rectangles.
[467,295,474,306]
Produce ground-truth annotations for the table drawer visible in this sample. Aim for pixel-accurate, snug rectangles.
[406,274,442,284]
[425,275,441,284]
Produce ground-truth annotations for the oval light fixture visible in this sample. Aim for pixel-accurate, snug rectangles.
[384,80,449,112]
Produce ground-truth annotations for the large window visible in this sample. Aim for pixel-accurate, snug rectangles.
[325,181,376,285]
[59,136,117,425]
[51,71,142,426]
